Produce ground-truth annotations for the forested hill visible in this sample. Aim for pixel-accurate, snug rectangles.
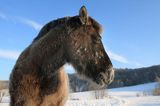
[69,65,160,92]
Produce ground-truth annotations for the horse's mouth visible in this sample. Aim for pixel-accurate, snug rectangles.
[95,68,114,87]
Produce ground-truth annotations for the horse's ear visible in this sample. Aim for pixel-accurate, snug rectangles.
[79,6,88,25]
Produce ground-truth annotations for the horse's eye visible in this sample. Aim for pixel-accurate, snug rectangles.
[96,36,102,44]
[97,36,101,40]
[96,39,101,44]
[91,35,101,44]
[94,38,101,44]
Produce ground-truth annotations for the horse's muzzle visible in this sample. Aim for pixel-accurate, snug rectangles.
[95,67,115,87]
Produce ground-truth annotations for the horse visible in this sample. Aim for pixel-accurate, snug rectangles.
[9,6,114,106]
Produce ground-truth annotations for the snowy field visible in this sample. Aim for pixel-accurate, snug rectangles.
[0,82,160,106]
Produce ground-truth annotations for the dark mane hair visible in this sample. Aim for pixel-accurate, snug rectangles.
[33,16,102,42]
[33,17,70,42]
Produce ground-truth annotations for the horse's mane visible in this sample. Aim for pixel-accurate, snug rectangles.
[33,16,102,42]
[33,17,70,42]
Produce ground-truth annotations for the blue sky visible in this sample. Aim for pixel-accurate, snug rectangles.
[0,0,160,80]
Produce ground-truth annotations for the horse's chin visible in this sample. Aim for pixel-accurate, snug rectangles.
[90,79,112,89]
[88,79,107,89]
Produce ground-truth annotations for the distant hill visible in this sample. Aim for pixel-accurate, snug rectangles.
[69,65,160,92]
[0,80,9,90]
[1,65,160,92]
[109,65,160,88]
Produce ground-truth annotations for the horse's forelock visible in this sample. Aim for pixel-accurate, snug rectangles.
[89,17,102,34]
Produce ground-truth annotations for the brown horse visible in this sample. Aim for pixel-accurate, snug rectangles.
[9,6,114,106]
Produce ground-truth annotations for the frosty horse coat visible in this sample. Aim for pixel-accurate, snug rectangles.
[9,6,114,106]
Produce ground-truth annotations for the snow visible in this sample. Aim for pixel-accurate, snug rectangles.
[125,96,160,106]
[0,82,160,106]
[66,82,160,106]
[109,82,158,92]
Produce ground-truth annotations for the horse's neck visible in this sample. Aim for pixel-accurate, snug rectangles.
[41,47,66,76]
[30,28,67,73]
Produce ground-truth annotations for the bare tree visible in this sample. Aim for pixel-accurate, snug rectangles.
[153,77,160,95]
[94,89,108,99]
[0,91,5,103]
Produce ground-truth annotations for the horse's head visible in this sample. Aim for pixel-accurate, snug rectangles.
[65,6,114,88]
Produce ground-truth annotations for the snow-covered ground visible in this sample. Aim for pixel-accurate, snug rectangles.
[0,82,160,106]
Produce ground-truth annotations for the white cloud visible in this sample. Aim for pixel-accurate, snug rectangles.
[0,11,43,31]
[107,50,129,64]
[105,47,144,67]
[19,18,43,31]
[104,46,129,64]
[132,62,144,68]
[0,49,20,60]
